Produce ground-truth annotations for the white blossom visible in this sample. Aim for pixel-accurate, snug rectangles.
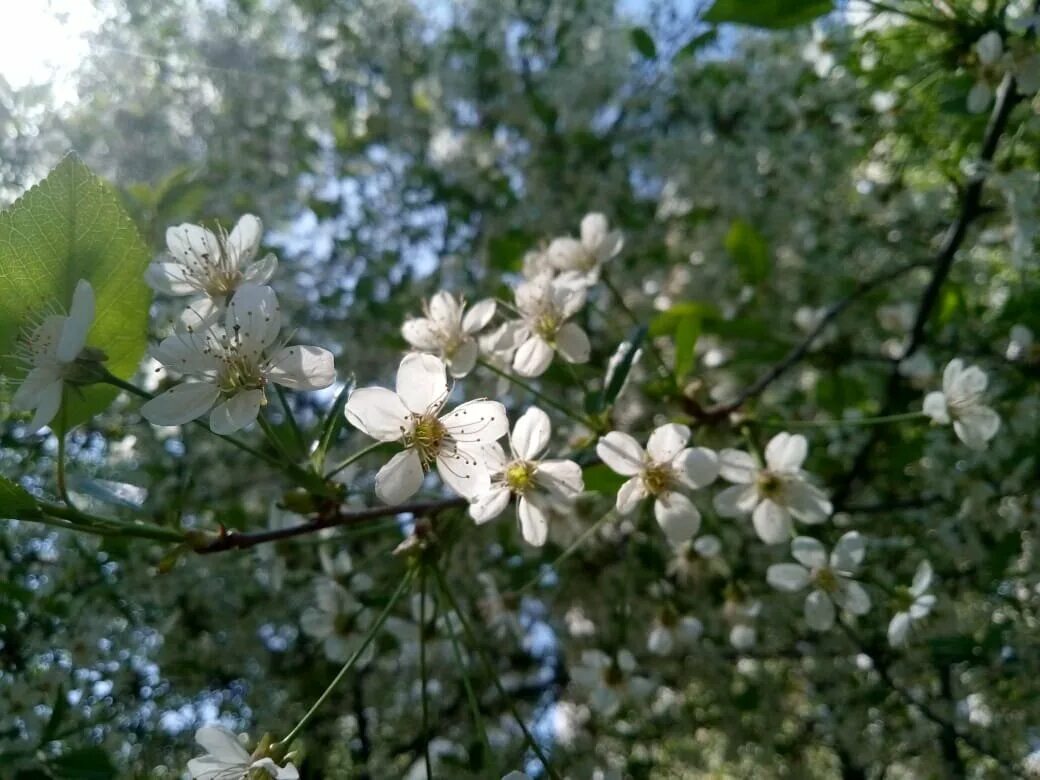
[506,276,591,377]
[141,284,335,434]
[300,579,375,665]
[187,725,298,780]
[887,560,936,648]
[147,214,277,307]
[569,649,654,716]
[546,212,624,284]
[923,359,1000,450]
[767,532,872,631]
[647,615,703,655]
[402,291,496,378]
[12,279,96,432]
[469,407,584,546]
[597,424,719,545]
[345,353,507,503]
[713,432,832,545]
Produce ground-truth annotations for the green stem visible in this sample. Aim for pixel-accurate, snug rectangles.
[434,565,561,780]
[35,501,186,543]
[477,358,594,430]
[442,592,492,762]
[257,413,297,465]
[314,380,353,471]
[600,272,668,374]
[327,440,386,479]
[756,411,928,429]
[277,569,415,749]
[276,385,308,456]
[56,392,75,508]
[420,566,434,780]
[517,509,615,594]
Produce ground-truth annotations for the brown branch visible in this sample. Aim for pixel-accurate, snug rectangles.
[192,498,466,554]
[688,259,926,421]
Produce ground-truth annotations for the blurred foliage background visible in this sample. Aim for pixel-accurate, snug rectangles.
[2,0,1040,777]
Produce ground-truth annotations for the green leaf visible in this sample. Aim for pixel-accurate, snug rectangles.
[649,301,719,337]
[724,219,770,284]
[703,0,834,29]
[675,30,718,60]
[581,464,626,495]
[46,747,117,779]
[674,314,701,381]
[630,27,657,59]
[0,476,39,518]
[487,229,534,272]
[0,154,152,430]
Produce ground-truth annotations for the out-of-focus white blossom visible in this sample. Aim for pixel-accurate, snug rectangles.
[546,212,623,284]
[923,359,1000,450]
[887,560,936,647]
[402,291,496,378]
[187,725,298,779]
[503,276,591,377]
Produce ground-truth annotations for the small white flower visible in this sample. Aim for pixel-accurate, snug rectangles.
[647,615,702,655]
[1006,324,1034,362]
[300,579,375,665]
[12,280,96,432]
[923,359,1001,450]
[402,291,496,378]
[546,213,624,284]
[597,424,719,545]
[508,276,591,377]
[766,532,872,632]
[469,407,584,546]
[147,214,277,305]
[141,284,335,434]
[187,725,298,780]
[887,560,936,648]
[345,353,508,503]
[569,649,654,716]
[713,432,832,545]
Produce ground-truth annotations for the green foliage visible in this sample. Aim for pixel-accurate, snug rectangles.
[0,475,38,518]
[45,747,117,779]
[703,0,834,29]
[724,219,771,284]
[629,27,657,59]
[0,155,152,429]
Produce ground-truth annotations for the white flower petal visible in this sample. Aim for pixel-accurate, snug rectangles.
[616,476,648,514]
[767,563,811,592]
[345,387,411,442]
[401,317,441,351]
[470,486,511,524]
[953,406,1000,450]
[836,580,871,615]
[830,531,866,572]
[375,449,424,504]
[436,446,490,499]
[910,594,936,618]
[57,280,94,362]
[653,492,701,545]
[555,322,590,364]
[713,484,758,517]
[462,299,496,334]
[440,399,509,443]
[241,252,278,285]
[226,214,263,267]
[396,352,449,413]
[911,560,933,597]
[194,725,251,764]
[167,223,220,272]
[27,379,63,432]
[784,480,832,524]
[209,389,264,434]
[791,536,828,569]
[226,283,281,356]
[428,291,462,328]
[518,495,549,546]
[752,499,793,544]
[596,431,645,476]
[141,382,221,427]
[268,346,336,390]
[511,406,551,460]
[513,335,554,377]
[12,365,62,411]
[923,391,950,424]
[764,432,807,473]
[718,449,757,483]
[804,590,836,630]
[448,339,478,378]
[888,612,911,647]
[152,332,222,374]
[145,261,198,295]
[536,459,584,496]
[646,423,691,463]
[674,447,719,489]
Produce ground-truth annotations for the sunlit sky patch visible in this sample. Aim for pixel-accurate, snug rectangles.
[0,0,101,101]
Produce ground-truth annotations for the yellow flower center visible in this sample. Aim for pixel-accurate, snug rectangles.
[534,312,560,340]
[813,567,840,594]
[406,414,447,468]
[756,470,785,499]
[505,461,536,494]
[643,463,674,496]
